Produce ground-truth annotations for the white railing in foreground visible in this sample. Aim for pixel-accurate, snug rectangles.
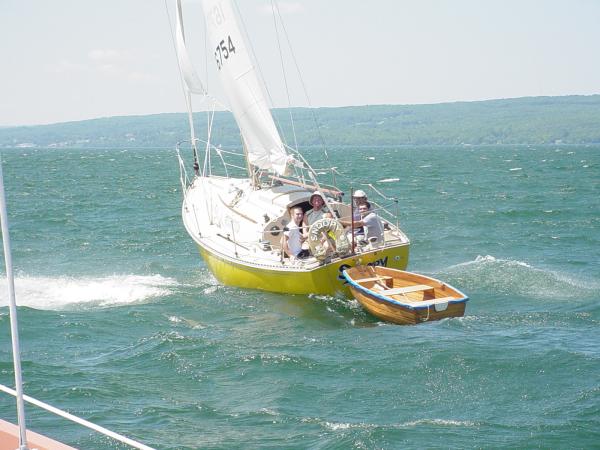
[0,158,28,450]
[0,384,155,450]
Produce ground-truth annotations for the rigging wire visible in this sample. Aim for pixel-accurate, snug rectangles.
[204,11,210,176]
[272,2,334,182]
[362,183,397,202]
[271,0,299,153]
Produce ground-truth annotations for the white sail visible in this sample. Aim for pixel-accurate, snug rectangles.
[175,0,206,95]
[201,0,289,175]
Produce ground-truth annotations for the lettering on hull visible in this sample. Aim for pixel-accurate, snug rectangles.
[337,256,389,282]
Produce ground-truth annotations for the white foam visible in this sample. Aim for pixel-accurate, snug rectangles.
[168,315,205,329]
[203,285,218,295]
[168,315,183,323]
[400,418,477,427]
[451,254,531,268]
[0,274,178,310]
[323,421,364,431]
[378,177,399,183]
[322,418,475,431]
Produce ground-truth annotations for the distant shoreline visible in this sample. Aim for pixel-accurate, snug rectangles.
[3,144,599,153]
[2,95,599,148]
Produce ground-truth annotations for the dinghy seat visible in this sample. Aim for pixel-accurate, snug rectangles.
[354,275,393,283]
[381,284,434,296]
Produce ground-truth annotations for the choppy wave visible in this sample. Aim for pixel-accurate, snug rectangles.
[319,418,477,431]
[438,255,600,301]
[0,273,178,310]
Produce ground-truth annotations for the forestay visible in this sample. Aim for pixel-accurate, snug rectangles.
[201,0,290,175]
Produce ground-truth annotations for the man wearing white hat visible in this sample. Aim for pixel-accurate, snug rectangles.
[353,189,367,200]
[351,189,368,235]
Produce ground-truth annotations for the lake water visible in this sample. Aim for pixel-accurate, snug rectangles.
[0,145,598,449]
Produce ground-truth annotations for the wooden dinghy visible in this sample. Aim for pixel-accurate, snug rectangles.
[343,266,468,325]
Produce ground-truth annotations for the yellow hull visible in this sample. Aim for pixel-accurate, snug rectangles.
[198,244,410,296]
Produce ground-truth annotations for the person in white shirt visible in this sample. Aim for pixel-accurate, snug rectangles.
[282,206,310,259]
[359,202,384,243]
[341,201,384,244]
[302,191,333,238]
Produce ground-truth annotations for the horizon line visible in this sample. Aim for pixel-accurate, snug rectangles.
[2,93,598,129]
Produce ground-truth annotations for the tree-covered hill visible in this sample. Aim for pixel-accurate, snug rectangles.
[2,95,599,149]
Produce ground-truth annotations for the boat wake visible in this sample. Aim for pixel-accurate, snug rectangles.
[0,273,178,310]
[437,255,599,301]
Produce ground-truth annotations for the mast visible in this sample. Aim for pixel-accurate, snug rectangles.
[174,0,207,176]
[178,3,198,173]
[0,158,29,450]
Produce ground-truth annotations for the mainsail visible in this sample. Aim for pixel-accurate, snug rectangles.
[201,0,289,175]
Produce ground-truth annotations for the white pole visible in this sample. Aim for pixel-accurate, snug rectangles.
[0,157,29,450]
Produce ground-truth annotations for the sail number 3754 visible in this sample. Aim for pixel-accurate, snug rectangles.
[215,36,236,70]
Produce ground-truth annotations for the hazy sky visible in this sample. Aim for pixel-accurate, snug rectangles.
[2,0,599,126]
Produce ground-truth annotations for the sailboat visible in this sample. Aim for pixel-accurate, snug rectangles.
[171,0,410,296]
